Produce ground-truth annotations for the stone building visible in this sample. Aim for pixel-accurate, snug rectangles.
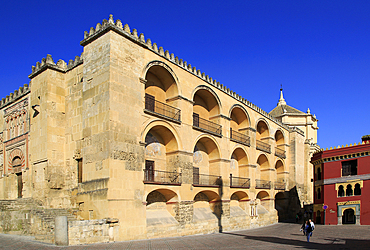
[0,15,318,244]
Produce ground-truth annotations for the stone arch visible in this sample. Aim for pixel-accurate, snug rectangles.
[257,154,271,183]
[141,120,182,150]
[142,60,181,99]
[193,190,221,218]
[230,191,250,215]
[142,123,180,181]
[274,129,285,145]
[229,104,250,130]
[230,147,249,182]
[146,188,179,205]
[255,118,271,140]
[8,148,25,172]
[145,188,180,225]
[230,191,249,201]
[193,135,222,178]
[256,190,270,200]
[193,134,221,161]
[192,85,222,118]
[274,159,285,182]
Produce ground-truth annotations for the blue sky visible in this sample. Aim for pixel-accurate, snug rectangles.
[0,1,369,149]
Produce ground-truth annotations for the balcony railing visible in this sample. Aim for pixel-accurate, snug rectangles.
[255,179,271,189]
[230,128,250,146]
[230,174,250,188]
[193,173,221,187]
[275,147,286,159]
[256,140,271,153]
[274,181,285,190]
[143,169,182,185]
[145,94,181,122]
[193,113,222,136]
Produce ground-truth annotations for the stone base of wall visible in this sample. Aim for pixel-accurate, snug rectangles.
[68,219,119,245]
[146,211,278,239]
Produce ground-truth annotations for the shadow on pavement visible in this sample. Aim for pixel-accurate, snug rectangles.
[222,232,370,250]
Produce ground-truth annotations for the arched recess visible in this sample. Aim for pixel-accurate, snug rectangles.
[192,86,222,135]
[274,159,286,183]
[8,148,25,173]
[274,129,285,145]
[193,190,221,219]
[143,61,181,121]
[143,124,180,183]
[257,154,272,183]
[230,147,250,185]
[256,190,271,213]
[256,119,271,153]
[145,189,179,224]
[274,129,286,158]
[230,191,250,215]
[229,105,250,144]
[193,135,221,179]
[342,208,356,224]
[256,119,270,140]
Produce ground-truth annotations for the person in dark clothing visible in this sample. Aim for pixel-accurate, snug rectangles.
[305,221,313,242]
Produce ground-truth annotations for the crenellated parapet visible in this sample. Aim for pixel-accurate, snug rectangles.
[28,53,83,79]
[314,140,370,154]
[0,84,30,109]
[81,14,294,132]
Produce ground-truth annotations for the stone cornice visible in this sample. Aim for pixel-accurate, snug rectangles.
[315,173,370,186]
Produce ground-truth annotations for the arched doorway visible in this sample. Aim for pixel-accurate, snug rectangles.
[342,208,356,224]
[275,192,288,222]
[12,156,22,198]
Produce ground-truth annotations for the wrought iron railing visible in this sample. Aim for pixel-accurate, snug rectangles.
[230,174,250,188]
[193,113,222,136]
[274,181,285,190]
[143,169,182,185]
[230,128,250,146]
[256,140,271,153]
[145,94,181,122]
[275,147,286,159]
[193,173,222,187]
[255,179,271,189]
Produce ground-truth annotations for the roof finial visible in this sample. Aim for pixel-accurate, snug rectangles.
[278,84,286,106]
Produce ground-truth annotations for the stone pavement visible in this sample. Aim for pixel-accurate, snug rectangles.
[0,223,369,249]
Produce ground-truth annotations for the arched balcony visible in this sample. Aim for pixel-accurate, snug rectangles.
[193,137,221,187]
[256,121,271,153]
[256,154,271,189]
[144,125,181,185]
[274,160,286,190]
[144,64,181,122]
[229,106,250,146]
[229,148,250,188]
[192,88,222,136]
[274,130,286,159]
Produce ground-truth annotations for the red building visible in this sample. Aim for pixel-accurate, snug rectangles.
[311,135,370,225]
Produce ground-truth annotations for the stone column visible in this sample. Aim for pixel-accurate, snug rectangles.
[55,216,68,246]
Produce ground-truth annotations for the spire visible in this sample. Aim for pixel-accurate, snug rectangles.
[277,85,286,106]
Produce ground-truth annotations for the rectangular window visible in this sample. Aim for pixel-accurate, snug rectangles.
[342,160,357,176]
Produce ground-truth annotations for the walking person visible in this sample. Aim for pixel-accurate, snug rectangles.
[305,220,313,242]
[309,219,315,237]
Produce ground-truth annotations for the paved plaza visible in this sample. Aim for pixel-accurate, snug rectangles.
[0,223,369,249]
